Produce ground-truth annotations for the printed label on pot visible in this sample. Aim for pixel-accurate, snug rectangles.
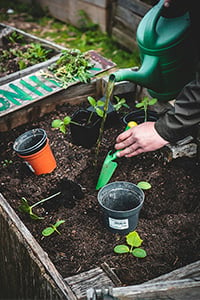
[109,217,129,230]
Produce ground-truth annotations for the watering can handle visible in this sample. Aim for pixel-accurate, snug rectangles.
[143,0,165,47]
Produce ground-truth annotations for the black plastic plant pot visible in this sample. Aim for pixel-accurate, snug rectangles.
[87,96,120,129]
[123,109,158,125]
[70,109,101,149]
[13,128,47,156]
[97,181,144,235]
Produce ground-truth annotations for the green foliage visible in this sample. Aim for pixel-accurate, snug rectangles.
[51,96,105,134]
[137,181,151,190]
[113,96,130,111]
[47,49,94,88]
[42,220,65,236]
[114,231,147,258]
[136,96,157,122]
[19,192,61,220]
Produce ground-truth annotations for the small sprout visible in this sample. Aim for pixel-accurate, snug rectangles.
[137,181,151,190]
[51,116,78,134]
[136,96,157,122]
[19,192,61,220]
[114,231,147,258]
[113,96,130,111]
[42,220,65,236]
[1,159,13,167]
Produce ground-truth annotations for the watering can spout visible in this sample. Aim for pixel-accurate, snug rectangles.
[109,55,161,91]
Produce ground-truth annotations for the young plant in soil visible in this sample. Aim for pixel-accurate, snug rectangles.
[51,96,105,134]
[135,96,157,122]
[114,231,147,258]
[19,192,61,220]
[0,31,54,74]
[42,220,65,236]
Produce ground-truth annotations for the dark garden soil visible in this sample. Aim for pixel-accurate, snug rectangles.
[0,100,200,286]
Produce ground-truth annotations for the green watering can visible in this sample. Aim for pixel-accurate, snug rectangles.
[109,0,198,101]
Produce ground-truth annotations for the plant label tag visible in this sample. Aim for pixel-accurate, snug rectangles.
[109,217,129,230]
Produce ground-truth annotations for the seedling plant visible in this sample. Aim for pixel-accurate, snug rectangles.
[42,220,65,236]
[51,96,104,134]
[19,191,61,220]
[114,231,147,258]
[136,96,157,122]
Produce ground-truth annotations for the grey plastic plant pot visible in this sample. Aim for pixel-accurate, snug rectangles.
[97,181,144,235]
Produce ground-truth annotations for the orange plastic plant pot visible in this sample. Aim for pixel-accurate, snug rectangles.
[18,140,57,175]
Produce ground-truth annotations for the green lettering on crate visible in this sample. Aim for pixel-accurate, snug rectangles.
[20,79,44,96]
[29,75,53,92]
[0,97,10,111]
[0,84,33,105]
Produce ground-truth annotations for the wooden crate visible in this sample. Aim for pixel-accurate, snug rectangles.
[34,0,111,33]
[0,24,117,132]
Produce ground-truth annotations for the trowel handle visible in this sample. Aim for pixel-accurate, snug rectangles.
[112,121,137,159]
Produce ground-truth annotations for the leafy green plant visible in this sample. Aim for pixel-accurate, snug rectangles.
[135,96,157,122]
[51,96,104,134]
[114,231,147,258]
[19,192,61,220]
[113,96,130,111]
[42,220,65,236]
[8,31,23,44]
[46,48,94,88]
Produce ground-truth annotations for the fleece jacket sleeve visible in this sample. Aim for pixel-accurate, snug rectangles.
[155,78,200,143]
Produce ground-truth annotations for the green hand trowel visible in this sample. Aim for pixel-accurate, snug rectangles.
[96,121,137,190]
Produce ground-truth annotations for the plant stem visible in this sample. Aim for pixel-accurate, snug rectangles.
[93,78,115,166]
[31,191,61,208]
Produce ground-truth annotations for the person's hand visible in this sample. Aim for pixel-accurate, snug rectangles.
[115,122,169,157]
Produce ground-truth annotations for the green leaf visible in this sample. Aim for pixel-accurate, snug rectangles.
[96,107,104,117]
[149,98,157,105]
[52,119,63,128]
[63,116,71,125]
[135,102,144,108]
[96,100,104,107]
[19,197,31,213]
[114,245,130,254]
[132,248,147,258]
[59,124,66,134]
[126,231,143,247]
[42,226,55,236]
[54,220,65,228]
[87,96,96,107]
[137,181,151,190]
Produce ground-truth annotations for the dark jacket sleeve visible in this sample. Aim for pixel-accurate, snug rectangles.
[155,76,200,143]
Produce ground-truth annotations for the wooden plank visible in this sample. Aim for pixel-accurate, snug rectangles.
[117,0,151,17]
[148,260,200,282]
[114,6,142,34]
[0,193,76,300]
[112,27,138,50]
[89,279,200,300]
[80,0,109,9]
[65,266,117,300]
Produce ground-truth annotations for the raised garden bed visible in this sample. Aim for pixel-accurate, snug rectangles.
[0,22,200,300]
[1,93,200,298]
